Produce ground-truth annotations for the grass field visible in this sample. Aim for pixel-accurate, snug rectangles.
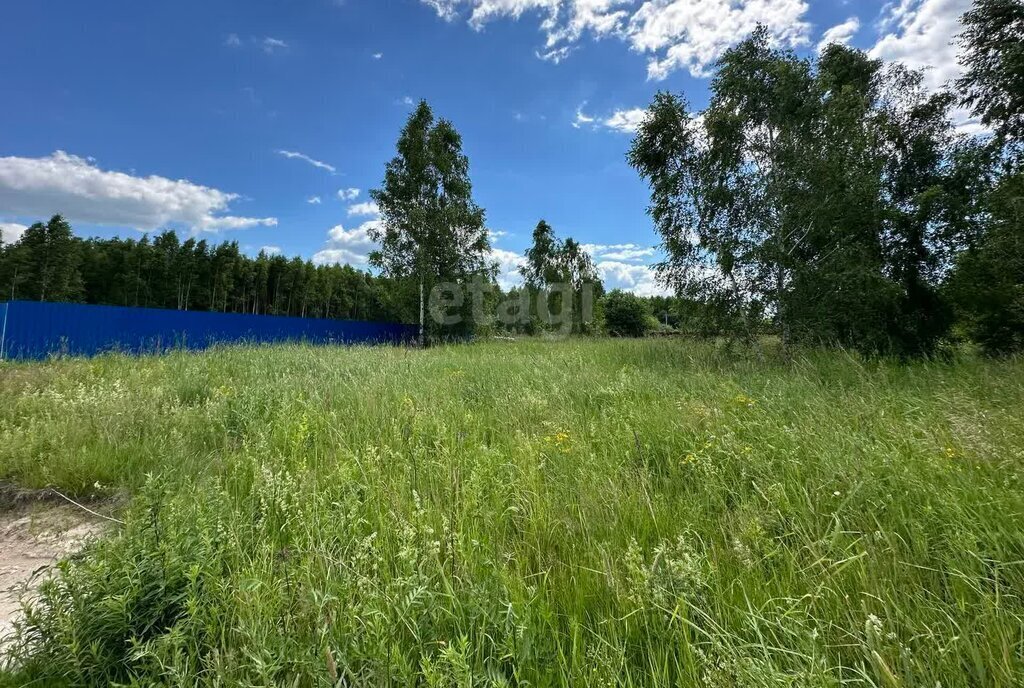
[1,339,1023,686]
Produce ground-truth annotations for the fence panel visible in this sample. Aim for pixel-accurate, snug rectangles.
[0,301,416,360]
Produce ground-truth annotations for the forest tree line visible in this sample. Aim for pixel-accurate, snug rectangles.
[0,215,608,333]
[0,220,414,323]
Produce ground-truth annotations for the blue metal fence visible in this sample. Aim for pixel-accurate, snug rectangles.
[0,301,416,360]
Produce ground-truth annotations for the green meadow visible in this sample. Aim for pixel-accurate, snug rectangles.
[1,339,1023,686]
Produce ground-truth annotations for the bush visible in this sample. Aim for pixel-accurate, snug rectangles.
[602,290,652,337]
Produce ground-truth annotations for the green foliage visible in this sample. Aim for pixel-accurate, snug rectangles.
[957,0,1024,141]
[0,217,414,323]
[601,289,652,337]
[2,340,1024,685]
[520,220,603,334]
[370,100,491,343]
[628,35,976,357]
[946,171,1024,354]
[9,215,83,303]
[521,220,561,289]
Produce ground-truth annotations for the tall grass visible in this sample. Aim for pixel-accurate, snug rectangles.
[2,339,1023,686]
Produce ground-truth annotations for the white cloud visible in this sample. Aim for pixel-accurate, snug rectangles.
[312,220,380,266]
[0,222,27,244]
[260,245,282,255]
[597,260,670,296]
[573,104,646,133]
[347,201,380,217]
[276,150,337,174]
[421,0,811,79]
[573,103,596,128]
[307,196,322,204]
[224,34,289,55]
[602,107,646,133]
[817,16,860,52]
[487,241,667,295]
[583,242,656,262]
[373,52,384,59]
[869,0,970,92]
[489,247,527,290]
[262,37,289,54]
[337,187,361,201]
[536,45,574,63]
[629,0,811,79]
[0,151,277,233]
[584,242,670,294]
[201,216,278,231]
[869,0,987,133]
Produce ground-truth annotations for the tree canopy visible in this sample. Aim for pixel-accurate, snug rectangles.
[629,29,995,356]
[370,100,491,343]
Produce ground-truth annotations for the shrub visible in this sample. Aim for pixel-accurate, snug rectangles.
[602,290,652,337]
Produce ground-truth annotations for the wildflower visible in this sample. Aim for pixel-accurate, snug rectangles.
[944,446,958,459]
[865,614,883,640]
[543,430,572,454]
[733,393,757,408]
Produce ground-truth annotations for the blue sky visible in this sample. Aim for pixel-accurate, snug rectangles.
[0,0,971,295]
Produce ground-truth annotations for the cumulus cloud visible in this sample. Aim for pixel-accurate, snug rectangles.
[347,201,380,217]
[489,247,527,290]
[817,16,860,52]
[869,0,985,132]
[581,242,669,295]
[260,245,282,255]
[573,104,647,133]
[312,220,380,266]
[276,150,337,174]
[420,0,811,79]
[488,239,666,295]
[0,222,28,244]
[870,0,970,92]
[628,0,811,79]
[224,33,242,47]
[602,107,646,133]
[337,187,361,201]
[307,196,322,205]
[0,151,277,233]
[597,260,670,296]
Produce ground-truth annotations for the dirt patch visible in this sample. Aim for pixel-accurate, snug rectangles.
[0,503,108,644]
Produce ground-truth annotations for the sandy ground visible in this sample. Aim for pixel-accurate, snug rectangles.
[0,503,107,645]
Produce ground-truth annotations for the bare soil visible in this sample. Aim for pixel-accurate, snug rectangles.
[0,503,106,644]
